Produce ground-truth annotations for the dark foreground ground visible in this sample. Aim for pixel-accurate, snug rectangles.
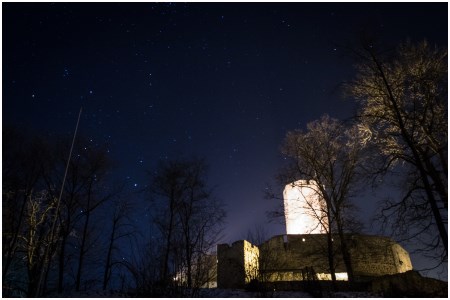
[30,270,450,298]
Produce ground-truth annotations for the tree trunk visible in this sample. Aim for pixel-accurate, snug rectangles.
[186,245,192,288]
[58,233,67,293]
[162,191,176,284]
[336,224,354,282]
[76,209,90,291]
[42,254,52,296]
[422,151,448,209]
[323,198,337,290]
[183,198,193,289]
[372,54,448,252]
[103,218,117,290]
[27,268,40,297]
[325,232,337,290]
[3,192,28,279]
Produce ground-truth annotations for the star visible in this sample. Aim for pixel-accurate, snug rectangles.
[63,67,70,77]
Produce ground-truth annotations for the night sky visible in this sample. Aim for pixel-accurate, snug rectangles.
[3,2,448,274]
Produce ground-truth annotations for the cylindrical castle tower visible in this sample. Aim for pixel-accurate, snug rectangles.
[283,180,328,234]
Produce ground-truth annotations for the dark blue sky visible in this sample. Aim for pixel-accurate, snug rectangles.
[3,2,447,274]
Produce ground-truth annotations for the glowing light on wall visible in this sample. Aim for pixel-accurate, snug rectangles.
[243,241,259,283]
[283,180,328,234]
[316,272,348,281]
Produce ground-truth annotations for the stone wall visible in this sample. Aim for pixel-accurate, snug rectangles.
[217,234,413,288]
[260,234,412,280]
[348,235,412,278]
[217,240,259,288]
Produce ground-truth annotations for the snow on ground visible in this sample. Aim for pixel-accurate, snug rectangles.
[198,288,312,297]
[46,289,128,298]
[45,288,378,298]
[198,289,377,298]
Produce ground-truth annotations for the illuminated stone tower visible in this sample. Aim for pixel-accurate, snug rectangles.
[217,179,414,289]
[283,180,328,234]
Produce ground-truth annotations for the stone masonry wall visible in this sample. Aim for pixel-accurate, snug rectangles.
[261,234,346,275]
[348,235,412,277]
[217,240,259,288]
[217,234,412,288]
[261,234,412,279]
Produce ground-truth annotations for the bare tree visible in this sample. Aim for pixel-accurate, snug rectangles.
[30,136,116,294]
[103,196,137,290]
[2,127,50,290]
[148,157,225,293]
[126,238,163,296]
[19,191,58,297]
[2,127,62,297]
[176,159,225,291]
[346,40,448,263]
[74,144,114,291]
[280,115,368,283]
[245,225,279,296]
[40,137,84,294]
[3,125,126,295]
[246,224,269,246]
[149,159,186,285]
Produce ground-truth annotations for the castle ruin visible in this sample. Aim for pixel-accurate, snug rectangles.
[216,181,413,289]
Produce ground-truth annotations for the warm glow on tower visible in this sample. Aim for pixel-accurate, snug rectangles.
[283,180,328,234]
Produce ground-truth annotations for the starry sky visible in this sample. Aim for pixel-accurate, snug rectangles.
[2,2,447,266]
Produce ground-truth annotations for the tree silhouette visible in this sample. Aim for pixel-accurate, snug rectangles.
[148,157,225,294]
[280,115,368,283]
[347,40,447,264]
